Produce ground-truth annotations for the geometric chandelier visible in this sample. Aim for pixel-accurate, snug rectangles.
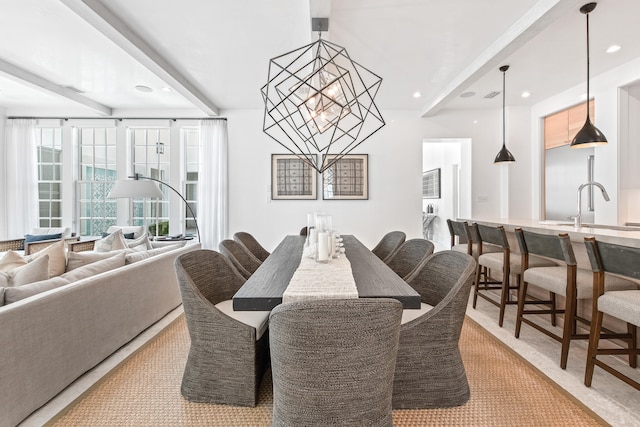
[261,18,385,173]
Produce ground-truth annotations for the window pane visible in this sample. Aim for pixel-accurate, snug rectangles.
[39,183,50,199]
[39,202,50,217]
[50,201,61,217]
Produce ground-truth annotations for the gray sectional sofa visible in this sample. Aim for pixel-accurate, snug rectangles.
[0,242,199,427]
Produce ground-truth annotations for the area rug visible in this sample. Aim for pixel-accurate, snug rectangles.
[49,315,605,426]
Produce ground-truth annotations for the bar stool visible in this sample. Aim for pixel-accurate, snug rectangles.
[583,237,640,390]
[514,228,636,369]
[471,223,555,327]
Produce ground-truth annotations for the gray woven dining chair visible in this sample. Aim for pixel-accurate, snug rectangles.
[371,231,406,263]
[392,250,476,409]
[269,298,403,427]
[219,239,262,280]
[174,249,270,407]
[233,231,270,262]
[385,238,435,280]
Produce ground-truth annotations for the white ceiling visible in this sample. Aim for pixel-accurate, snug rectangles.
[0,0,638,118]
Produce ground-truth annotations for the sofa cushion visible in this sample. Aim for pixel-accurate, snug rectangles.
[66,249,129,272]
[61,252,126,282]
[27,240,67,277]
[0,251,28,272]
[94,229,128,252]
[32,227,71,238]
[0,255,50,287]
[4,277,70,305]
[126,233,153,250]
[0,287,4,307]
[124,244,182,265]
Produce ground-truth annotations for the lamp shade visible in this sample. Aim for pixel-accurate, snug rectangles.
[494,145,516,163]
[107,180,163,199]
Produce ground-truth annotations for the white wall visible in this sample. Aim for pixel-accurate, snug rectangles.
[224,108,505,250]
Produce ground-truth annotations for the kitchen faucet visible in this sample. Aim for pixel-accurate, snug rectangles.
[573,181,610,228]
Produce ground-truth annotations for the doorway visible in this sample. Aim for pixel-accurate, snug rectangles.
[422,138,472,250]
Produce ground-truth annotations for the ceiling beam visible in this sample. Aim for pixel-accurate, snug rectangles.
[420,0,582,117]
[0,59,112,116]
[60,0,219,116]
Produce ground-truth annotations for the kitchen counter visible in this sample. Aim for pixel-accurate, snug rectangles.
[465,218,640,249]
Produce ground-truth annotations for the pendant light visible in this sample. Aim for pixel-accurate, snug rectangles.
[494,65,515,163]
[571,2,607,148]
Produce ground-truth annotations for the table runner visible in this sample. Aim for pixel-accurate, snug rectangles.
[282,250,359,303]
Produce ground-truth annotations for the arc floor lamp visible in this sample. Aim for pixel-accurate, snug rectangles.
[107,173,200,242]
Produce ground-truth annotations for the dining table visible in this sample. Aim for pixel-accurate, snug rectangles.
[232,234,421,311]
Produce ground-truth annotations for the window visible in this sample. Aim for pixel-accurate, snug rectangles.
[36,128,63,227]
[78,127,118,236]
[131,128,170,235]
[184,128,199,237]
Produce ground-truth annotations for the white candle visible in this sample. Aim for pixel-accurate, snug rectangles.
[317,232,329,261]
[309,228,318,245]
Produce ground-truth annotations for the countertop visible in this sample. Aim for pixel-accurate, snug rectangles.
[464,218,640,248]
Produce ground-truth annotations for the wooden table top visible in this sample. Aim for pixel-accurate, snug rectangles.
[232,235,421,311]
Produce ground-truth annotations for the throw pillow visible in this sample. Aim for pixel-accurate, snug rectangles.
[22,232,63,250]
[0,251,28,272]
[28,240,67,277]
[101,231,135,239]
[61,252,126,282]
[124,243,182,265]
[4,277,70,305]
[94,229,128,252]
[66,249,129,272]
[126,233,153,250]
[0,255,50,287]
[106,225,145,239]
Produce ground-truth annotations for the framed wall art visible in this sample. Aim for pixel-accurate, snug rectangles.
[271,154,317,200]
[322,154,368,200]
[422,168,441,199]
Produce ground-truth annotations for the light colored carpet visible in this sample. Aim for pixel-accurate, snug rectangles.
[49,315,606,426]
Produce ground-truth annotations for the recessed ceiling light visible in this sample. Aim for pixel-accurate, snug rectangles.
[135,85,153,93]
[473,120,478,124]
[413,91,421,98]
[460,91,476,98]
[161,87,173,92]
[606,44,621,54]
[521,91,531,98]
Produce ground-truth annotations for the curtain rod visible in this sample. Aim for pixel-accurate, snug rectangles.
[6,116,226,121]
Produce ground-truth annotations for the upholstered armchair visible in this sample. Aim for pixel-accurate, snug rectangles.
[392,250,477,409]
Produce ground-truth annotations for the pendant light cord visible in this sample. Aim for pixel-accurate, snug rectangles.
[585,11,591,120]
[502,69,506,147]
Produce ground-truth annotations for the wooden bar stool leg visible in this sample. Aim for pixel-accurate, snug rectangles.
[629,323,637,368]
[472,263,482,308]
[584,308,605,387]
[515,281,528,338]
[560,281,577,370]
[550,292,557,327]
[498,266,510,327]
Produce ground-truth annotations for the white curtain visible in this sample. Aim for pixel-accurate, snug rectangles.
[198,119,228,249]
[0,119,38,239]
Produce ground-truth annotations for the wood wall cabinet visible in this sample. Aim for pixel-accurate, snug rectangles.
[544,100,595,149]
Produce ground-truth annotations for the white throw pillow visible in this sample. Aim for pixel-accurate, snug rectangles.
[94,229,128,252]
[126,233,153,250]
[0,255,50,287]
[66,249,129,272]
[61,252,126,282]
[4,277,70,305]
[0,251,28,272]
[124,244,182,265]
[27,240,67,277]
